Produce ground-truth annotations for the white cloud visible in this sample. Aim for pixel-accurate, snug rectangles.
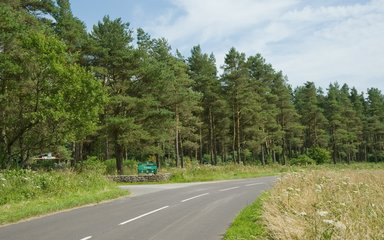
[146,0,384,92]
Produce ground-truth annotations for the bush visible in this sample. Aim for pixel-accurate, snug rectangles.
[308,147,331,164]
[77,156,106,175]
[290,155,316,166]
[104,159,138,175]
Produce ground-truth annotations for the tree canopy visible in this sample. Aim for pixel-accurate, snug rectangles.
[1,1,384,172]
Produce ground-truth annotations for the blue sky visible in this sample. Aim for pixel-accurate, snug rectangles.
[71,0,384,93]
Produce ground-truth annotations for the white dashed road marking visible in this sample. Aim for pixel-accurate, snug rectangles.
[80,236,92,240]
[119,206,169,226]
[181,193,209,203]
[245,182,264,187]
[219,186,240,192]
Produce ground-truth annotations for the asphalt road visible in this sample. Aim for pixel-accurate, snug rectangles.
[0,176,276,240]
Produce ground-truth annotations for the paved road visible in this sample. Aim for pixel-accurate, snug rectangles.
[0,176,276,240]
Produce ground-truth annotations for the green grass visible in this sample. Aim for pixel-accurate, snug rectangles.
[162,162,384,183]
[163,164,288,183]
[0,168,128,225]
[224,192,270,240]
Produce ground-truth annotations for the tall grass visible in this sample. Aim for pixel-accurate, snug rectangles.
[0,166,127,225]
[263,169,384,239]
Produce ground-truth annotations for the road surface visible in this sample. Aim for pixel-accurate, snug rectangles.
[0,176,276,240]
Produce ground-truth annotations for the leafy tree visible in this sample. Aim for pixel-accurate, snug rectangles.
[0,3,104,167]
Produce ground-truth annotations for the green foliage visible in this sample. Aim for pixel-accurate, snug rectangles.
[308,147,331,164]
[166,164,286,182]
[1,0,384,173]
[77,156,106,175]
[0,168,127,224]
[290,155,316,166]
[0,168,114,206]
[104,159,138,175]
[224,192,269,240]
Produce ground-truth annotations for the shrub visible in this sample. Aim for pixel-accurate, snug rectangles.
[308,147,332,164]
[77,156,106,175]
[290,155,316,166]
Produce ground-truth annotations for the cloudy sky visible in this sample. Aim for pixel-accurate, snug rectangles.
[71,0,384,93]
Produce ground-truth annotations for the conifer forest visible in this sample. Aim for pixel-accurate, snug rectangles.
[1,1,384,174]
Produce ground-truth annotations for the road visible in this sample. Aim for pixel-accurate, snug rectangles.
[0,176,276,240]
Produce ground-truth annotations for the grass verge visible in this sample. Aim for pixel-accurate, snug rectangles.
[164,164,288,183]
[224,192,269,240]
[0,169,128,225]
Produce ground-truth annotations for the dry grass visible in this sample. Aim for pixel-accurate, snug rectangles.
[263,170,384,240]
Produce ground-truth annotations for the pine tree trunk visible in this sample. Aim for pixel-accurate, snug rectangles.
[236,109,241,164]
[115,142,124,175]
[261,144,265,165]
[209,107,214,165]
[175,107,180,167]
[232,104,236,163]
[199,127,203,164]
[179,133,184,168]
[105,136,110,160]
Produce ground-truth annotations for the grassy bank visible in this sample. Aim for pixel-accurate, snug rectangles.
[224,192,269,240]
[163,162,383,183]
[0,169,128,225]
[164,164,288,182]
[224,163,384,239]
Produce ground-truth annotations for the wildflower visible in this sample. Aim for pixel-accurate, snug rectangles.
[334,221,346,230]
[317,210,329,217]
[298,211,307,216]
[323,219,335,224]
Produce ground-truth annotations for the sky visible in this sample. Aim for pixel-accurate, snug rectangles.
[70,0,384,93]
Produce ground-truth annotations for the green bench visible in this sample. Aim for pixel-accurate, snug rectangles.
[137,162,158,174]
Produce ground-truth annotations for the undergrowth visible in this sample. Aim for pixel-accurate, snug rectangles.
[0,166,127,225]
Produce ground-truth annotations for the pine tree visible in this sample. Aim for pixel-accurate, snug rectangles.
[221,48,253,163]
[89,16,141,174]
[188,45,225,164]
[295,82,328,151]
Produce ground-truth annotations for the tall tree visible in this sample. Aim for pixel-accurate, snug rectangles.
[365,88,384,162]
[271,72,303,164]
[222,48,248,163]
[89,16,142,174]
[295,82,328,151]
[188,45,225,164]
[52,0,88,55]
[0,2,104,167]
